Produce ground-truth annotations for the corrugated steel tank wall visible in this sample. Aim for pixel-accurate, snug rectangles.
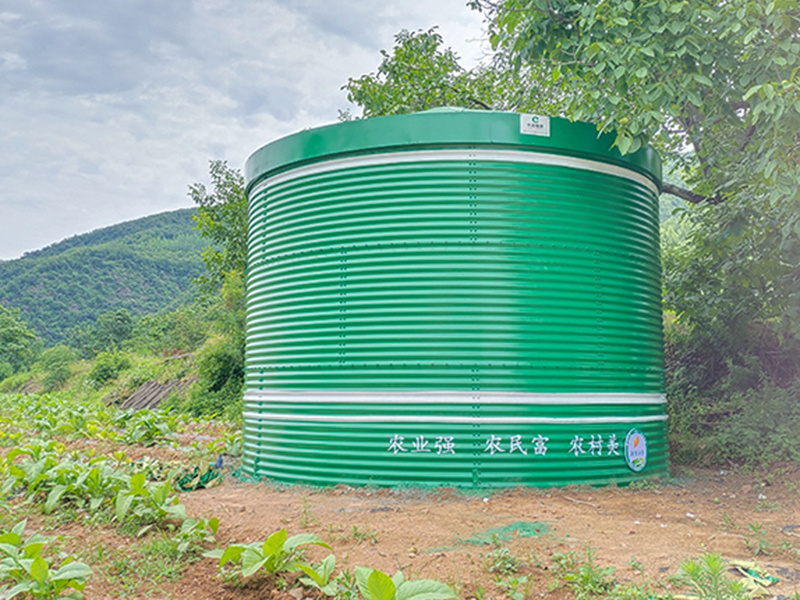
[243,109,667,488]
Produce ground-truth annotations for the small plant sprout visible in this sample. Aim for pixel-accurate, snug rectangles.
[299,497,317,529]
[744,522,772,556]
[483,545,519,577]
[495,574,529,600]
[679,553,751,600]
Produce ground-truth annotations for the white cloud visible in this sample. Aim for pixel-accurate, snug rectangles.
[0,0,486,260]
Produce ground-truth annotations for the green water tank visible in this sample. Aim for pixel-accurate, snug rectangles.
[243,109,666,488]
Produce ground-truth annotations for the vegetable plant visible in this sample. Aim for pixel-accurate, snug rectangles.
[0,519,92,599]
[298,554,337,594]
[171,516,219,554]
[205,528,330,579]
[354,567,456,600]
[115,472,186,534]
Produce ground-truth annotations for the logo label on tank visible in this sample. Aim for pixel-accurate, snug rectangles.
[624,429,648,472]
[520,114,551,137]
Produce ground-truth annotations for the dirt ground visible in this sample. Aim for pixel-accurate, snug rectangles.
[131,464,800,600]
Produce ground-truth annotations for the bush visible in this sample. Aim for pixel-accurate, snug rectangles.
[88,351,131,387]
[181,336,242,418]
[38,345,77,391]
[0,362,12,383]
[665,309,800,467]
[131,306,208,356]
[707,381,800,466]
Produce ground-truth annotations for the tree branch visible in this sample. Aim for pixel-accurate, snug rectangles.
[662,182,723,205]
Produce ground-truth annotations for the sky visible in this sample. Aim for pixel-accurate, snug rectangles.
[0,0,488,260]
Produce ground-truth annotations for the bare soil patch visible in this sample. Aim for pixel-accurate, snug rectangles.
[9,433,800,599]
[137,465,799,600]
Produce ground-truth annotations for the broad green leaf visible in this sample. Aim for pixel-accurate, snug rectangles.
[129,471,147,492]
[218,544,244,567]
[693,73,713,86]
[392,571,405,588]
[114,492,133,522]
[355,566,374,599]
[51,561,92,581]
[286,532,331,551]
[45,484,68,513]
[4,581,33,599]
[396,580,457,600]
[11,520,26,539]
[296,562,324,586]
[0,531,21,546]
[241,548,268,578]
[262,529,287,557]
[617,136,632,155]
[29,556,48,584]
[202,548,224,560]
[208,517,220,534]
[167,502,187,520]
[21,542,44,559]
[368,569,396,600]
[0,542,19,557]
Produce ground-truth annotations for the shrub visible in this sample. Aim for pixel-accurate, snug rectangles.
[182,336,242,417]
[88,352,131,387]
[39,345,76,391]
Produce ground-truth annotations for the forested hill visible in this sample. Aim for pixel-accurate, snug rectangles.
[0,209,206,345]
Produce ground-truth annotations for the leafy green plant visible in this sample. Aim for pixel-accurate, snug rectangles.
[0,519,92,599]
[483,544,519,576]
[205,528,330,579]
[744,522,771,556]
[551,549,616,599]
[114,409,180,447]
[88,351,131,387]
[298,554,338,595]
[115,472,186,533]
[344,525,378,546]
[679,553,751,600]
[495,575,529,600]
[298,497,318,529]
[353,567,456,600]
[43,458,127,515]
[1,441,64,500]
[171,516,219,554]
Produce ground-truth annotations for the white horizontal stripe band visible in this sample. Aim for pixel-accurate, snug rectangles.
[243,411,667,426]
[244,390,665,405]
[251,149,659,197]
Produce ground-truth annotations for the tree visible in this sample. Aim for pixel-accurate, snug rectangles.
[342,28,568,119]
[189,160,248,293]
[0,305,38,376]
[341,7,800,446]
[68,308,134,358]
[471,0,800,338]
[184,162,249,416]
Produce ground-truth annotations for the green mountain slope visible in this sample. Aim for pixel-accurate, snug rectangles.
[0,209,206,345]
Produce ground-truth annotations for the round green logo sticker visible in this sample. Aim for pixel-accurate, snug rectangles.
[624,429,647,472]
